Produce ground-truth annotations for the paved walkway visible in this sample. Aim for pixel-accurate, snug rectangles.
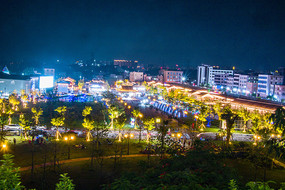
[19,154,159,172]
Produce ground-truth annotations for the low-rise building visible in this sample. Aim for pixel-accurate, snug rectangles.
[0,72,31,96]
[163,70,183,83]
[129,72,144,82]
[274,84,285,102]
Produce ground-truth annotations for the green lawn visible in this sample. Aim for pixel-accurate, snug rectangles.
[20,155,160,190]
[3,136,147,168]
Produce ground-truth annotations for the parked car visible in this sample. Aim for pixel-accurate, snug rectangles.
[4,124,21,130]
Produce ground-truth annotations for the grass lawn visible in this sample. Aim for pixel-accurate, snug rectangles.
[203,127,251,134]
[3,136,148,168]
[21,155,160,190]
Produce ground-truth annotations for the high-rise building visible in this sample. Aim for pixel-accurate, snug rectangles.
[197,64,233,86]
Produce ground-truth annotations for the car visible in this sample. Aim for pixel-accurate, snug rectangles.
[4,124,21,130]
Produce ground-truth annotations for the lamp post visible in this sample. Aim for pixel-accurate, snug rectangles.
[64,135,75,159]
[2,143,7,154]
[124,133,134,155]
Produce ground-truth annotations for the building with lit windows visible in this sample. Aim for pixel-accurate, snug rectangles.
[163,70,183,83]
[197,64,233,86]
[129,72,144,82]
[257,74,283,98]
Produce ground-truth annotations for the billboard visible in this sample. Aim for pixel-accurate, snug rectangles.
[40,76,54,89]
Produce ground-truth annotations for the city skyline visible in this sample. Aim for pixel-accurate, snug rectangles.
[0,0,285,70]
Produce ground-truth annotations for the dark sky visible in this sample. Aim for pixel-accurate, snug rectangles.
[0,0,284,70]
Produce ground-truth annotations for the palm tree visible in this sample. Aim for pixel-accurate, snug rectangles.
[237,107,251,132]
[31,107,43,126]
[143,117,155,143]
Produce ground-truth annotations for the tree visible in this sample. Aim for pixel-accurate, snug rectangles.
[221,105,239,147]
[270,107,285,136]
[131,108,142,130]
[143,117,155,143]
[157,119,170,158]
[237,107,251,132]
[78,80,84,93]
[0,113,8,143]
[20,90,28,109]
[19,115,31,139]
[0,99,8,142]
[0,154,24,190]
[197,104,210,131]
[55,173,75,190]
[9,94,20,111]
[108,105,123,130]
[31,107,43,126]
[115,114,126,142]
[51,106,67,140]
[6,106,14,125]
[82,106,94,141]
[212,101,223,127]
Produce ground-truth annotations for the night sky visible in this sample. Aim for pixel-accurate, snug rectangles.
[0,0,284,70]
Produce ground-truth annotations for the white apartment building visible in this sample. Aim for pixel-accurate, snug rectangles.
[129,72,144,82]
[257,74,283,98]
[163,70,183,83]
[233,74,249,93]
[197,64,233,86]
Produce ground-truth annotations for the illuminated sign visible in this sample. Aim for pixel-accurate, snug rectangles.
[40,76,54,89]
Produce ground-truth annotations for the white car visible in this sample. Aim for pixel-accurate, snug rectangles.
[4,124,21,131]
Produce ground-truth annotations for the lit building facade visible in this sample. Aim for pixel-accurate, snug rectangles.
[163,70,183,83]
[257,74,284,98]
[197,64,233,86]
[129,72,144,82]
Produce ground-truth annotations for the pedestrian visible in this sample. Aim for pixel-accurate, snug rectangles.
[13,138,16,145]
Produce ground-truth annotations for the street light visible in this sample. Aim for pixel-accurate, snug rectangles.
[156,118,161,123]
[171,133,182,142]
[128,105,131,109]
[64,135,75,159]
[124,133,134,155]
[1,143,7,154]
